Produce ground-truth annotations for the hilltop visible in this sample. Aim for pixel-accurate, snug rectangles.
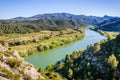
[11,13,115,25]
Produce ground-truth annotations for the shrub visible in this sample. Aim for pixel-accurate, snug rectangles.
[0,67,21,80]
[43,45,50,50]
[32,39,37,43]
[27,48,37,55]
[37,45,44,51]
[0,40,6,45]
[8,58,20,68]
[46,64,55,71]
[107,54,118,69]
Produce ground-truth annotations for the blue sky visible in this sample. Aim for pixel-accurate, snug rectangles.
[0,0,120,19]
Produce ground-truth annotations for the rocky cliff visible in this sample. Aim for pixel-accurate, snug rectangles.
[0,42,44,80]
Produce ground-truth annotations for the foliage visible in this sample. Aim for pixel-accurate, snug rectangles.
[8,58,20,68]
[93,43,101,53]
[38,67,66,80]
[0,19,83,35]
[0,67,21,80]
[90,27,118,40]
[10,29,85,57]
[107,54,118,69]
[46,64,55,71]
[0,40,6,45]
[97,18,120,32]
[54,34,120,80]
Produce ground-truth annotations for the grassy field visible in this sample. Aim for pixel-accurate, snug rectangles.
[89,27,119,39]
[0,31,59,42]
[105,31,119,39]
[0,28,85,57]
[98,30,119,39]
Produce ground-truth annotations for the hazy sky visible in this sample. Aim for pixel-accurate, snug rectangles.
[0,0,120,19]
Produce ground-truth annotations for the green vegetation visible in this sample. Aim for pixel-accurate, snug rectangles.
[37,50,84,80]
[0,19,83,35]
[7,58,20,68]
[0,42,43,80]
[107,54,118,69]
[0,21,85,57]
[38,65,66,80]
[0,49,14,61]
[10,29,85,57]
[90,27,118,39]
[0,17,86,58]
[47,34,120,80]
[0,17,120,79]
[0,67,21,80]
[0,40,6,46]
[0,13,120,79]
[97,18,120,32]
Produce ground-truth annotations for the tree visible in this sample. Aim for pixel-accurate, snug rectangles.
[107,54,118,69]
[68,68,73,79]
[0,30,3,36]
[46,64,54,71]
[93,43,100,53]
[57,61,64,69]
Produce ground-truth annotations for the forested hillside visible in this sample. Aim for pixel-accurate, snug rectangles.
[97,18,120,32]
[12,13,114,25]
[50,34,120,80]
[0,19,83,35]
[0,13,120,80]
[0,13,119,35]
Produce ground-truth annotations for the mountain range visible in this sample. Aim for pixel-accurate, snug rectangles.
[0,13,120,32]
[97,17,120,32]
[11,13,116,25]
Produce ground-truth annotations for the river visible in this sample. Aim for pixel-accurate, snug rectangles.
[25,29,106,69]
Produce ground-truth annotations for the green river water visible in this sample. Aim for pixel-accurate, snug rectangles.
[25,29,106,69]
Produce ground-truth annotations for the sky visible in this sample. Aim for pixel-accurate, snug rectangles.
[0,0,120,19]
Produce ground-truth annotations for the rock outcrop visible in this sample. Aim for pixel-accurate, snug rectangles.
[0,43,44,80]
[0,43,8,52]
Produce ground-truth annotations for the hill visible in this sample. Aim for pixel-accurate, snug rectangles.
[0,13,119,35]
[11,13,116,25]
[0,19,83,35]
[53,34,120,80]
[0,41,44,80]
[97,18,120,32]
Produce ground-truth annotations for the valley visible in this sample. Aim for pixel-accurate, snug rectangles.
[0,28,84,57]
[1,0,120,79]
[0,13,120,80]
[25,28,106,69]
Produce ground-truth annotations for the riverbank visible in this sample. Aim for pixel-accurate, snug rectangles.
[25,29,106,69]
[10,29,85,57]
[89,27,118,39]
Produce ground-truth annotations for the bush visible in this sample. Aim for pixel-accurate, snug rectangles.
[27,48,37,55]
[107,54,118,69]
[8,58,20,68]
[32,39,37,43]
[46,64,55,71]
[19,50,27,57]
[43,45,50,50]
[37,45,45,51]
[0,40,6,45]
[0,67,21,80]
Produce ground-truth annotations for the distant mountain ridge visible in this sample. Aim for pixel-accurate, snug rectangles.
[0,19,84,34]
[11,13,118,25]
[97,17,120,32]
[0,13,119,32]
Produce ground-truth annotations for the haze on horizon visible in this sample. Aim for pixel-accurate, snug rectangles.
[0,0,120,19]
